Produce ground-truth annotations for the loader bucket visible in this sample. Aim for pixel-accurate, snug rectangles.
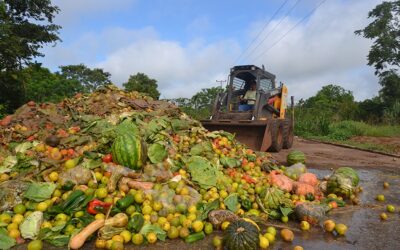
[201,120,272,152]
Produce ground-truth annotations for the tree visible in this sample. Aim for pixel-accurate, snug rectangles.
[355,1,400,76]
[0,0,60,112]
[123,73,160,99]
[23,64,82,103]
[302,84,358,120]
[191,87,223,109]
[378,70,400,107]
[355,1,400,111]
[58,64,112,93]
[0,0,60,70]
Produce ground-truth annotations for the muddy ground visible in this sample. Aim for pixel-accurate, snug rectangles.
[18,138,400,250]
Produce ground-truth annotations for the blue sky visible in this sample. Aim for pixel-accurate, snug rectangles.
[40,0,382,100]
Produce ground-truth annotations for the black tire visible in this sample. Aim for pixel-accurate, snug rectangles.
[282,119,294,149]
[268,120,283,152]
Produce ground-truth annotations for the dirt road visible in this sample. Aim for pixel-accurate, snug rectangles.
[271,137,399,170]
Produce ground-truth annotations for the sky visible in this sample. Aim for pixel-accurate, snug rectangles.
[39,0,382,101]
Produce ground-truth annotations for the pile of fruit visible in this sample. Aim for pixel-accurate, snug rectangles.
[0,86,361,250]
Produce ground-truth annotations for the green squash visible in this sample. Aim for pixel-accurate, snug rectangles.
[287,150,306,166]
[224,219,259,250]
[111,133,147,170]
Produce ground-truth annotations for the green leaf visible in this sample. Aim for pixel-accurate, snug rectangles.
[187,156,219,189]
[80,158,102,169]
[39,224,70,247]
[139,224,166,241]
[24,182,57,202]
[197,199,219,221]
[0,156,17,173]
[148,143,167,163]
[224,193,239,213]
[0,228,16,250]
[279,206,293,217]
[14,142,33,154]
[171,119,190,131]
[220,157,240,168]
[190,141,213,156]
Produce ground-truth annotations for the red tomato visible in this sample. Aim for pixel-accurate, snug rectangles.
[102,154,113,163]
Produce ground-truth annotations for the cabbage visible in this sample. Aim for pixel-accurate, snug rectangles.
[20,211,43,239]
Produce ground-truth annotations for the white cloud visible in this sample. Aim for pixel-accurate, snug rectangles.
[240,0,381,101]
[96,35,240,98]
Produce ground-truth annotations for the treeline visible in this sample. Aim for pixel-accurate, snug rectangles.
[294,84,400,139]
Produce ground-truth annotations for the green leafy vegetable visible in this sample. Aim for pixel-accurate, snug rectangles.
[280,206,293,217]
[220,157,240,168]
[197,199,219,220]
[139,224,166,241]
[0,228,16,250]
[14,142,33,154]
[190,141,213,156]
[224,193,239,213]
[0,156,17,173]
[148,143,167,163]
[20,211,43,239]
[24,182,57,202]
[187,156,220,189]
[38,224,70,247]
[171,119,190,131]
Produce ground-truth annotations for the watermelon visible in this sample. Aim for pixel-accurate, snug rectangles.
[111,133,147,170]
[287,150,306,166]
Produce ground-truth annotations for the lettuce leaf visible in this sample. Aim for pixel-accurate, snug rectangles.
[148,143,167,163]
[224,193,239,213]
[187,156,219,189]
[24,182,57,202]
[0,228,16,250]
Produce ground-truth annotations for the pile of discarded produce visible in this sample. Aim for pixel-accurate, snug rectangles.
[0,86,362,250]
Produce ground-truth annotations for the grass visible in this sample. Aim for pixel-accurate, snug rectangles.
[295,120,400,155]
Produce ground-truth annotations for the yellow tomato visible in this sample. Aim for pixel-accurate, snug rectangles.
[120,230,132,243]
[8,229,20,239]
[36,202,48,212]
[95,213,105,220]
[111,235,124,243]
[48,172,59,182]
[12,214,24,225]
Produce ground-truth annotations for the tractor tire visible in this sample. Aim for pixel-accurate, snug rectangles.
[269,120,283,152]
[282,119,294,149]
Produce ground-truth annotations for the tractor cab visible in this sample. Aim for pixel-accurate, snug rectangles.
[211,65,285,121]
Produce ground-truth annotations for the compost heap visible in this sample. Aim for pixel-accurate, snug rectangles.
[0,86,361,250]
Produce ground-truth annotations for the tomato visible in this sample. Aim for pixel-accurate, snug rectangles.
[102,154,113,163]
[28,240,43,250]
[64,159,77,169]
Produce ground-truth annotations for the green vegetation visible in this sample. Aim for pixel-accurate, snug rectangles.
[170,87,223,120]
[123,73,161,100]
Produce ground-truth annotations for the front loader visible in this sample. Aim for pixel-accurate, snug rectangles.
[201,65,294,152]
